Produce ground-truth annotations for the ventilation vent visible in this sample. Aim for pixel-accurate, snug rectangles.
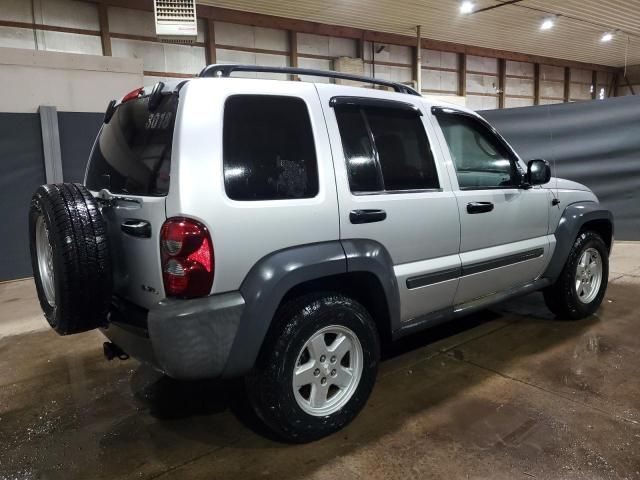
[154,0,198,43]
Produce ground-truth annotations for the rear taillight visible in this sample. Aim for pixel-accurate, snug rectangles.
[160,217,214,298]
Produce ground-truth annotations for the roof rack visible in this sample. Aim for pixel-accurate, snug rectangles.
[198,64,421,96]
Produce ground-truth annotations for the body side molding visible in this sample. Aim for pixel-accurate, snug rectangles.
[462,248,544,276]
[405,248,545,290]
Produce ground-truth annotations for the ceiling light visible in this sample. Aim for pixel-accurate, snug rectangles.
[540,15,556,30]
[601,32,613,42]
[460,1,475,14]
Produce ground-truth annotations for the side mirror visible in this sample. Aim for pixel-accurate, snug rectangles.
[527,159,551,186]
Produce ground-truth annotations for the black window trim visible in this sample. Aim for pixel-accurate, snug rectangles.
[222,93,320,202]
[333,97,442,195]
[330,96,423,115]
[431,106,525,191]
[358,107,386,191]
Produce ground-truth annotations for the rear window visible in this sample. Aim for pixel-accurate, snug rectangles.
[223,95,319,201]
[85,94,178,196]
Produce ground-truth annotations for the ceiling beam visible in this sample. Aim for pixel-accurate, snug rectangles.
[205,18,216,64]
[470,0,525,15]
[97,3,111,56]
[498,58,506,108]
[84,0,618,73]
[533,63,540,104]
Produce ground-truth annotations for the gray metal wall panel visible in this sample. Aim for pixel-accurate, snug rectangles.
[0,113,46,281]
[480,95,640,240]
[58,112,103,183]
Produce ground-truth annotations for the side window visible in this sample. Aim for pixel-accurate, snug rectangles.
[435,112,519,189]
[223,95,319,201]
[334,103,439,193]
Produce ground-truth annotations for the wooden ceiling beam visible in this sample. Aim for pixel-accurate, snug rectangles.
[84,0,618,73]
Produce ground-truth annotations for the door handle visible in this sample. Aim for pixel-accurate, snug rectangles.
[121,219,151,238]
[466,202,494,214]
[349,209,387,224]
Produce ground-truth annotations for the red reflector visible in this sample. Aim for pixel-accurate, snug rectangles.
[187,237,212,273]
[121,87,143,104]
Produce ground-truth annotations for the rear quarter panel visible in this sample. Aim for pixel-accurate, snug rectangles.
[166,78,340,294]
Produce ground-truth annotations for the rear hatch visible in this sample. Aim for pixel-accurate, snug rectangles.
[85,88,179,309]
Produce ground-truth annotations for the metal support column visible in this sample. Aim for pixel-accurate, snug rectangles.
[415,25,422,93]
[38,106,63,184]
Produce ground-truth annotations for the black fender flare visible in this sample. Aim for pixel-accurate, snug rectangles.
[222,239,399,377]
[341,238,401,332]
[544,201,614,282]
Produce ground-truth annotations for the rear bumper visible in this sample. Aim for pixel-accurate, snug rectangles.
[101,292,245,380]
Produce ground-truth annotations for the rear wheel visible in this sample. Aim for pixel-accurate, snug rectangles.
[245,293,380,443]
[543,231,609,320]
[29,183,112,334]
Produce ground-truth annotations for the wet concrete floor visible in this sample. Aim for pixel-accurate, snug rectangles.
[1,243,639,479]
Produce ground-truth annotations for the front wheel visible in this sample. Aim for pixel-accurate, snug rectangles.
[245,293,380,443]
[543,231,609,320]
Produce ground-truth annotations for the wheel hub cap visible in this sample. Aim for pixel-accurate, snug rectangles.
[575,247,602,304]
[35,215,56,307]
[292,325,363,417]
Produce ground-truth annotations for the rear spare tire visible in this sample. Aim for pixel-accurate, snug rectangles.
[29,183,112,335]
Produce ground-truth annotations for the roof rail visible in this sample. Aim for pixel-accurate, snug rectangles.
[198,64,421,96]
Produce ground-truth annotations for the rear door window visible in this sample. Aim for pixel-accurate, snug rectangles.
[86,94,178,196]
[223,95,319,201]
[334,102,439,193]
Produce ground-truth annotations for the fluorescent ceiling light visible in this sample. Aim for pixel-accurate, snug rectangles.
[601,32,613,42]
[460,1,474,14]
[540,16,556,30]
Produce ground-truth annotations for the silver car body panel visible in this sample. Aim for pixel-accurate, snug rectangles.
[316,83,462,323]
[161,80,598,318]
[166,78,340,294]
[87,77,607,377]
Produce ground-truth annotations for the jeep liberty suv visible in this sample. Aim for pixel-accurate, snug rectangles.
[29,64,613,443]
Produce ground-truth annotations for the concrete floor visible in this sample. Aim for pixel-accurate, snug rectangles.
[1,243,639,480]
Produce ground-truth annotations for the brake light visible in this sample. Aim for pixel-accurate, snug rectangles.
[160,217,214,298]
[121,87,143,104]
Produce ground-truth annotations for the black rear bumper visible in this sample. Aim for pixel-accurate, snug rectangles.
[101,292,245,380]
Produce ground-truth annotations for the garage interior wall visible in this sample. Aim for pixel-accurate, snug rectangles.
[0,0,637,281]
[0,0,635,104]
[481,94,640,241]
[0,46,141,281]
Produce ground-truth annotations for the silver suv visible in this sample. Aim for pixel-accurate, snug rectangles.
[29,64,613,443]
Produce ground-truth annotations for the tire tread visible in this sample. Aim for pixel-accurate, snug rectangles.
[29,183,112,334]
[543,231,608,320]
